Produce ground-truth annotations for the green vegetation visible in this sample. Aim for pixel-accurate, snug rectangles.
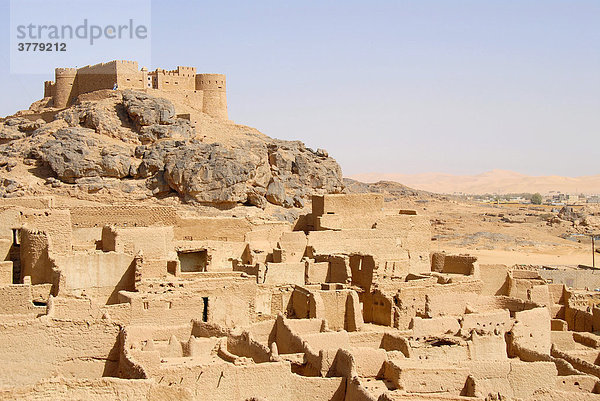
[470,193,540,202]
[531,193,543,205]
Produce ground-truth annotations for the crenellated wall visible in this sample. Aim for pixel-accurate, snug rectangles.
[45,60,229,120]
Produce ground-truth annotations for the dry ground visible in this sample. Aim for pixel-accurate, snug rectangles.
[390,195,595,267]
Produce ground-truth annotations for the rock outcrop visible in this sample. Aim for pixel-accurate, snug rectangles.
[39,128,133,183]
[162,141,268,204]
[0,89,344,206]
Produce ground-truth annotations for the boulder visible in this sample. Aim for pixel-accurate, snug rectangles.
[122,90,175,127]
[40,127,132,183]
[163,142,261,204]
[139,120,193,144]
[0,117,44,144]
[246,187,268,209]
[266,179,286,206]
[267,141,343,196]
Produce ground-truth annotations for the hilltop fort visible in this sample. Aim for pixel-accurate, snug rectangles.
[44,60,228,119]
[1,59,343,207]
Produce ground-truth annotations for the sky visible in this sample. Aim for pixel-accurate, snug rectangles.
[0,0,598,177]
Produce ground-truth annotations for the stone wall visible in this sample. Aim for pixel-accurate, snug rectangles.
[69,205,177,228]
[53,252,135,305]
[102,226,174,260]
[0,318,121,387]
[174,216,252,242]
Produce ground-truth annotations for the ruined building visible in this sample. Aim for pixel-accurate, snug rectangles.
[1,193,600,400]
[43,60,227,119]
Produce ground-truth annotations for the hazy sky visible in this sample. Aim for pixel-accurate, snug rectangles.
[0,0,598,177]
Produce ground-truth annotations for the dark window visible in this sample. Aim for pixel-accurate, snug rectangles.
[12,229,20,246]
[178,250,208,272]
[202,297,209,322]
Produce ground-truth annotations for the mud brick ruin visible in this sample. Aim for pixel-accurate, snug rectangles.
[1,192,600,400]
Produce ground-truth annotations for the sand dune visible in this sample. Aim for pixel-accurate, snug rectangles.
[349,169,600,195]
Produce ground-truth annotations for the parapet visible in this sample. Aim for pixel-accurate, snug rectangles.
[174,66,197,76]
[196,73,226,91]
[115,60,139,67]
[54,67,77,77]
[43,81,55,98]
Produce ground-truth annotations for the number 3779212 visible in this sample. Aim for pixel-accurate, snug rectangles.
[17,42,66,51]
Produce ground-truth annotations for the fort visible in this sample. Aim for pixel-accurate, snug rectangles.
[44,60,228,119]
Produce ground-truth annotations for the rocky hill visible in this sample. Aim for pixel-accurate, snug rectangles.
[343,178,444,201]
[0,90,343,208]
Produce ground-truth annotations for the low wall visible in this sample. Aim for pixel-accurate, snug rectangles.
[384,359,556,399]
[307,228,429,275]
[264,262,305,285]
[69,205,177,228]
[552,346,600,379]
[312,193,384,217]
[0,378,191,400]
[540,268,600,290]
[227,331,271,363]
[140,359,345,401]
[0,261,12,284]
[0,318,121,387]
[431,253,478,276]
[102,226,174,260]
[53,252,135,305]
[174,216,252,242]
[0,284,47,316]
[0,196,54,209]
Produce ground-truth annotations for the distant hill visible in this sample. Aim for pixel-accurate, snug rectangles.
[343,178,444,201]
[348,170,600,195]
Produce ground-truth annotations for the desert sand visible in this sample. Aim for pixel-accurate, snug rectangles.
[351,169,600,195]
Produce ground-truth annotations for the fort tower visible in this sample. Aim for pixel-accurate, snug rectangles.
[196,73,228,120]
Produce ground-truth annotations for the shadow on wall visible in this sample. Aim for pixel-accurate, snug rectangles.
[496,276,510,296]
[106,258,136,305]
[102,334,121,377]
[10,229,20,284]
